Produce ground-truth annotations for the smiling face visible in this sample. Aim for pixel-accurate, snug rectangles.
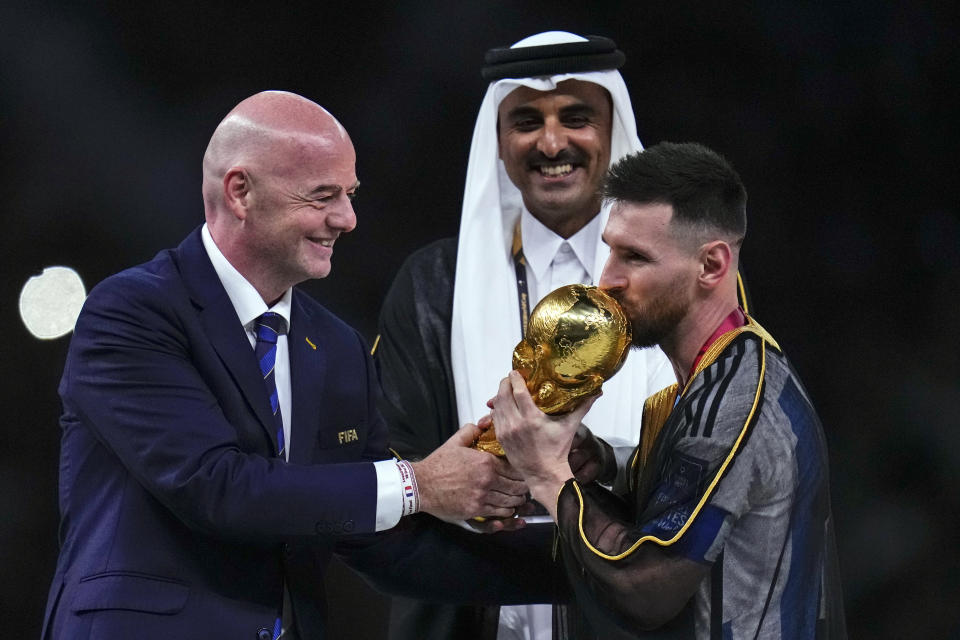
[203,92,361,305]
[497,80,612,238]
[241,132,358,295]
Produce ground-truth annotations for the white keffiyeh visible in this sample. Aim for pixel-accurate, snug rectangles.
[451,31,675,450]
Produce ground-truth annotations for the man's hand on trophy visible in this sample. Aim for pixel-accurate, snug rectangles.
[466,499,540,533]
[412,423,530,531]
[568,424,617,485]
[493,370,599,520]
[480,403,614,486]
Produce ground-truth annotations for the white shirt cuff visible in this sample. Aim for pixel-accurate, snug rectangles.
[373,459,404,531]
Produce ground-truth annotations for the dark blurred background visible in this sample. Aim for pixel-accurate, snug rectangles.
[3,1,957,637]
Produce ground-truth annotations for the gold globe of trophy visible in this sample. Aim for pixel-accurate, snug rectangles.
[473,284,633,457]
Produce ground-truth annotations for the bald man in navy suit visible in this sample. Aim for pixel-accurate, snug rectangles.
[42,91,558,640]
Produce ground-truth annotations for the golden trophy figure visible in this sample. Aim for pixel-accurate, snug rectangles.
[474,284,632,457]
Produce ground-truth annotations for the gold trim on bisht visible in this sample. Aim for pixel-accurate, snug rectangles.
[736,272,749,315]
[579,315,778,561]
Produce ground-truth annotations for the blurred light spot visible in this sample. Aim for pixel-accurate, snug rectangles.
[19,266,86,339]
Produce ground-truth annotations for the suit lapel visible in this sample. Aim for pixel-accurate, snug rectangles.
[175,228,280,454]
[288,292,328,464]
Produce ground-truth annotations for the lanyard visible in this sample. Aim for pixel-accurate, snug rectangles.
[511,220,531,337]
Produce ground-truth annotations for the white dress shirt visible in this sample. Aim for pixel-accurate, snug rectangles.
[201,224,404,532]
[520,207,603,306]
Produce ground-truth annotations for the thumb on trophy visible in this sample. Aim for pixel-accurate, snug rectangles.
[453,422,483,447]
[476,413,493,430]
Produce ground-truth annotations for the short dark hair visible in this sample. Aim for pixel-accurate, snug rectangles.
[603,142,747,245]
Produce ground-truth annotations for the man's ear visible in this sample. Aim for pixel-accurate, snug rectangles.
[698,240,732,289]
[223,167,250,220]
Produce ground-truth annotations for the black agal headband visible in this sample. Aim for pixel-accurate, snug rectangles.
[481,35,625,82]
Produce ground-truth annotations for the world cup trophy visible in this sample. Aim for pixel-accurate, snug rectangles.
[473,284,632,456]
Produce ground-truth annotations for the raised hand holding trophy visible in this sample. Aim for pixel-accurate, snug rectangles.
[473,284,632,457]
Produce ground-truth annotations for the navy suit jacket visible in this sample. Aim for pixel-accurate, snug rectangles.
[43,227,392,639]
[43,228,567,640]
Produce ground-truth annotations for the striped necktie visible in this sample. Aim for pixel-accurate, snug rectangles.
[254,312,289,640]
[254,312,286,459]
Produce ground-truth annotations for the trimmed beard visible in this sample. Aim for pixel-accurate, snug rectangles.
[627,274,691,349]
